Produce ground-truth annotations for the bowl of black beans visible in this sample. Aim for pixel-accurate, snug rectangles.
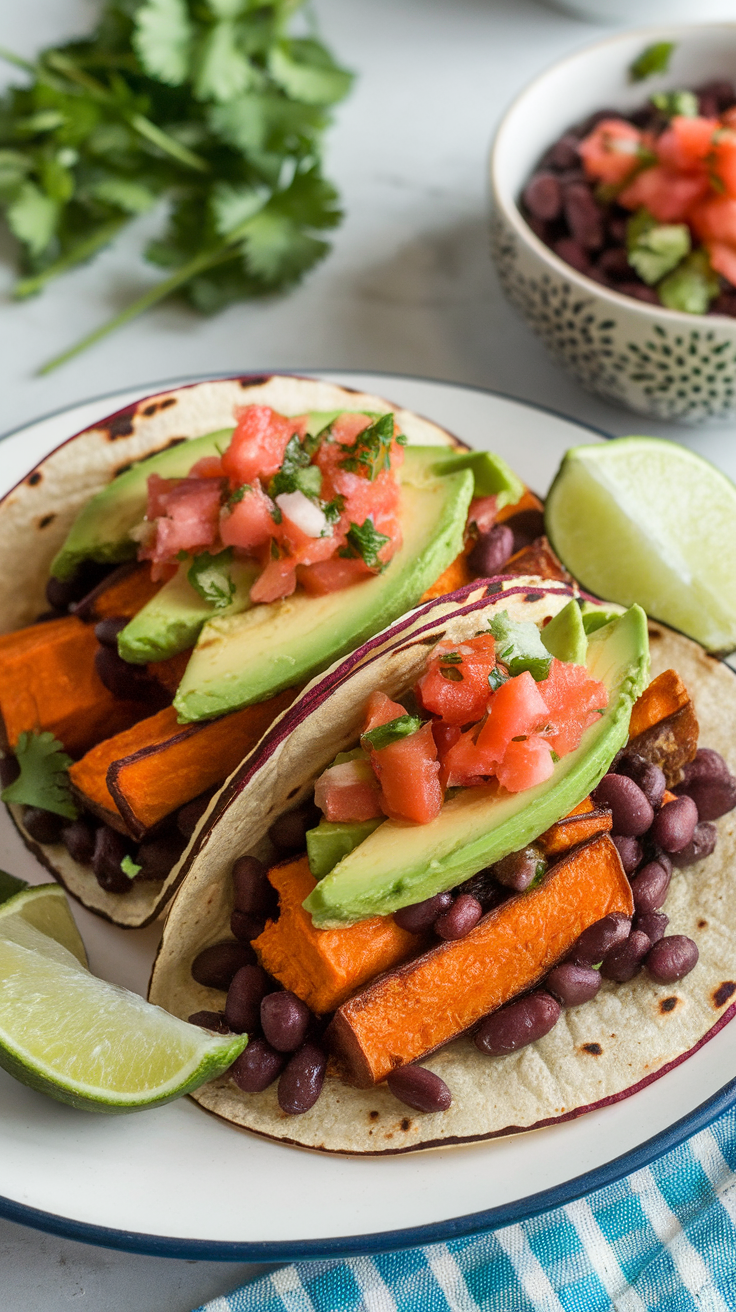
[490,24,736,423]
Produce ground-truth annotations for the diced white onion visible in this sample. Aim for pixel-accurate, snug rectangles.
[276,490,328,538]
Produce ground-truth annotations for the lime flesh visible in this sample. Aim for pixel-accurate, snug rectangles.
[545,437,736,653]
[0,885,245,1111]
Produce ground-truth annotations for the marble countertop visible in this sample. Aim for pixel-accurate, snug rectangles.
[3,0,736,1307]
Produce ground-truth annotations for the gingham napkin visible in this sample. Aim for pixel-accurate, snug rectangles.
[194,1102,736,1311]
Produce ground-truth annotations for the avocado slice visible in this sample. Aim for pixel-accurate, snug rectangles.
[174,459,474,721]
[420,446,524,505]
[307,818,384,881]
[541,599,588,665]
[118,557,260,664]
[303,604,649,926]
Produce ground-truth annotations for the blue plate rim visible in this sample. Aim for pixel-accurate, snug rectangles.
[4,369,721,1264]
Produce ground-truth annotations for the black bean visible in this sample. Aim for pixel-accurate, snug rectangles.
[493,847,545,892]
[600,930,651,982]
[188,1010,231,1034]
[616,754,666,810]
[261,990,311,1052]
[545,962,601,1007]
[268,804,318,854]
[570,912,631,965]
[48,561,111,611]
[546,133,580,170]
[45,575,78,612]
[630,860,671,914]
[435,893,483,941]
[94,645,164,703]
[651,795,698,853]
[553,236,591,275]
[231,909,267,942]
[387,1065,452,1113]
[92,826,133,893]
[526,215,550,242]
[710,291,736,318]
[617,282,660,304]
[683,777,736,823]
[394,891,453,934]
[670,821,718,868]
[225,964,270,1034]
[652,848,673,877]
[593,774,653,837]
[607,215,628,245]
[137,831,186,880]
[595,247,631,281]
[278,1042,326,1114]
[611,834,643,876]
[176,791,214,839]
[231,1037,286,1092]
[678,748,731,790]
[61,817,96,865]
[474,991,560,1056]
[191,940,256,990]
[232,854,275,917]
[93,616,129,648]
[22,806,64,844]
[503,508,545,554]
[645,935,699,984]
[695,79,735,112]
[0,755,19,789]
[467,524,514,578]
[523,172,562,221]
[634,911,668,945]
[564,182,604,250]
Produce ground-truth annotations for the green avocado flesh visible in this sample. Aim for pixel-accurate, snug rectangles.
[307,819,384,881]
[173,460,474,721]
[118,558,260,664]
[303,605,649,927]
[541,599,588,665]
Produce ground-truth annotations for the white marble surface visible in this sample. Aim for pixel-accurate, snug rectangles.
[3,0,736,1308]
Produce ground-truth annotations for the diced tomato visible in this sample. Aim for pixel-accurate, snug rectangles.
[439,725,489,789]
[276,514,337,568]
[496,736,555,793]
[579,118,645,187]
[249,556,297,604]
[221,406,296,487]
[143,476,222,572]
[535,659,608,756]
[657,116,719,171]
[618,164,710,222]
[690,193,736,243]
[468,496,498,534]
[712,131,736,199]
[362,691,442,824]
[431,721,461,759]
[707,240,736,284]
[220,484,275,552]
[314,759,383,822]
[417,634,497,726]
[297,557,374,595]
[363,691,406,734]
[189,455,225,479]
[476,671,550,764]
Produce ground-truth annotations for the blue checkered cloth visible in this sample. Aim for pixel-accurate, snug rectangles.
[194,1104,736,1311]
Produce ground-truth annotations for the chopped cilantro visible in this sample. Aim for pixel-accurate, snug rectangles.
[187,548,236,609]
[269,434,322,500]
[362,714,423,751]
[629,41,675,82]
[270,502,283,524]
[343,519,390,570]
[339,413,396,480]
[1,731,76,819]
[550,749,561,763]
[650,89,698,119]
[440,652,464,664]
[395,433,408,446]
[488,665,509,692]
[228,484,249,506]
[121,854,142,880]
[322,495,345,527]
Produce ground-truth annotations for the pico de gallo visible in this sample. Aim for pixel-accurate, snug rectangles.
[136,406,406,602]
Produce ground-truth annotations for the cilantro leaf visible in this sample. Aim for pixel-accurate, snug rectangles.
[268,39,354,107]
[268,433,322,499]
[6,182,58,256]
[195,21,256,103]
[343,518,391,570]
[339,412,396,480]
[187,547,236,608]
[362,714,423,751]
[650,90,698,120]
[2,731,77,819]
[134,0,193,85]
[629,41,675,82]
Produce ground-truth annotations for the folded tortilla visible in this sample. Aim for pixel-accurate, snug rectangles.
[0,374,459,928]
[149,581,736,1153]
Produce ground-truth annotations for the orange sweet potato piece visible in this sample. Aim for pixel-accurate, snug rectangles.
[326,833,633,1086]
[538,798,611,856]
[421,551,473,602]
[629,669,690,739]
[70,688,296,838]
[495,488,544,523]
[74,563,162,621]
[0,616,150,757]
[504,536,572,583]
[627,669,699,786]
[253,856,422,1014]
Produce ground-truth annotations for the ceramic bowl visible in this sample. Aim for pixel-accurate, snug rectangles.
[490,24,736,423]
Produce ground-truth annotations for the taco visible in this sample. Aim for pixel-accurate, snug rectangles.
[0,375,550,929]
[148,577,736,1154]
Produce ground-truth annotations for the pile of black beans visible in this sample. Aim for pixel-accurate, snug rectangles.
[521,80,736,318]
[466,507,545,580]
[473,745,736,1058]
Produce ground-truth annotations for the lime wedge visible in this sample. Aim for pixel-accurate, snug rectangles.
[545,437,736,652]
[0,884,245,1111]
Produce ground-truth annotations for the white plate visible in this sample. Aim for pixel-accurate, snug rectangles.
[1,371,734,1260]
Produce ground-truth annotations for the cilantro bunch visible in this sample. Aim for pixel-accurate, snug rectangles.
[0,0,353,371]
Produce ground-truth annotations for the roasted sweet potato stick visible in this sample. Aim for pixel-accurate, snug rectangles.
[537,797,611,855]
[326,833,633,1086]
[629,668,690,739]
[254,856,422,1014]
[628,668,699,785]
[74,563,162,621]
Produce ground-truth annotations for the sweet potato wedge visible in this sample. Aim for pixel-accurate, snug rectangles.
[254,856,422,1014]
[538,797,611,856]
[0,616,150,757]
[495,488,545,523]
[504,536,572,583]
[69,687,296,838]
[326,833,632,1086]
[73,563,162,621]
[421,551,473,602]
[627,668,699,786]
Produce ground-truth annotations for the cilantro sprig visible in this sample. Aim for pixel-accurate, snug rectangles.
[340,518,390,570]
[268,433,322,500]
[187,548,236,609]
[0,1,353,373]
[362,715,423,752]
[339,413,396,481]
[1,731,77,820]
